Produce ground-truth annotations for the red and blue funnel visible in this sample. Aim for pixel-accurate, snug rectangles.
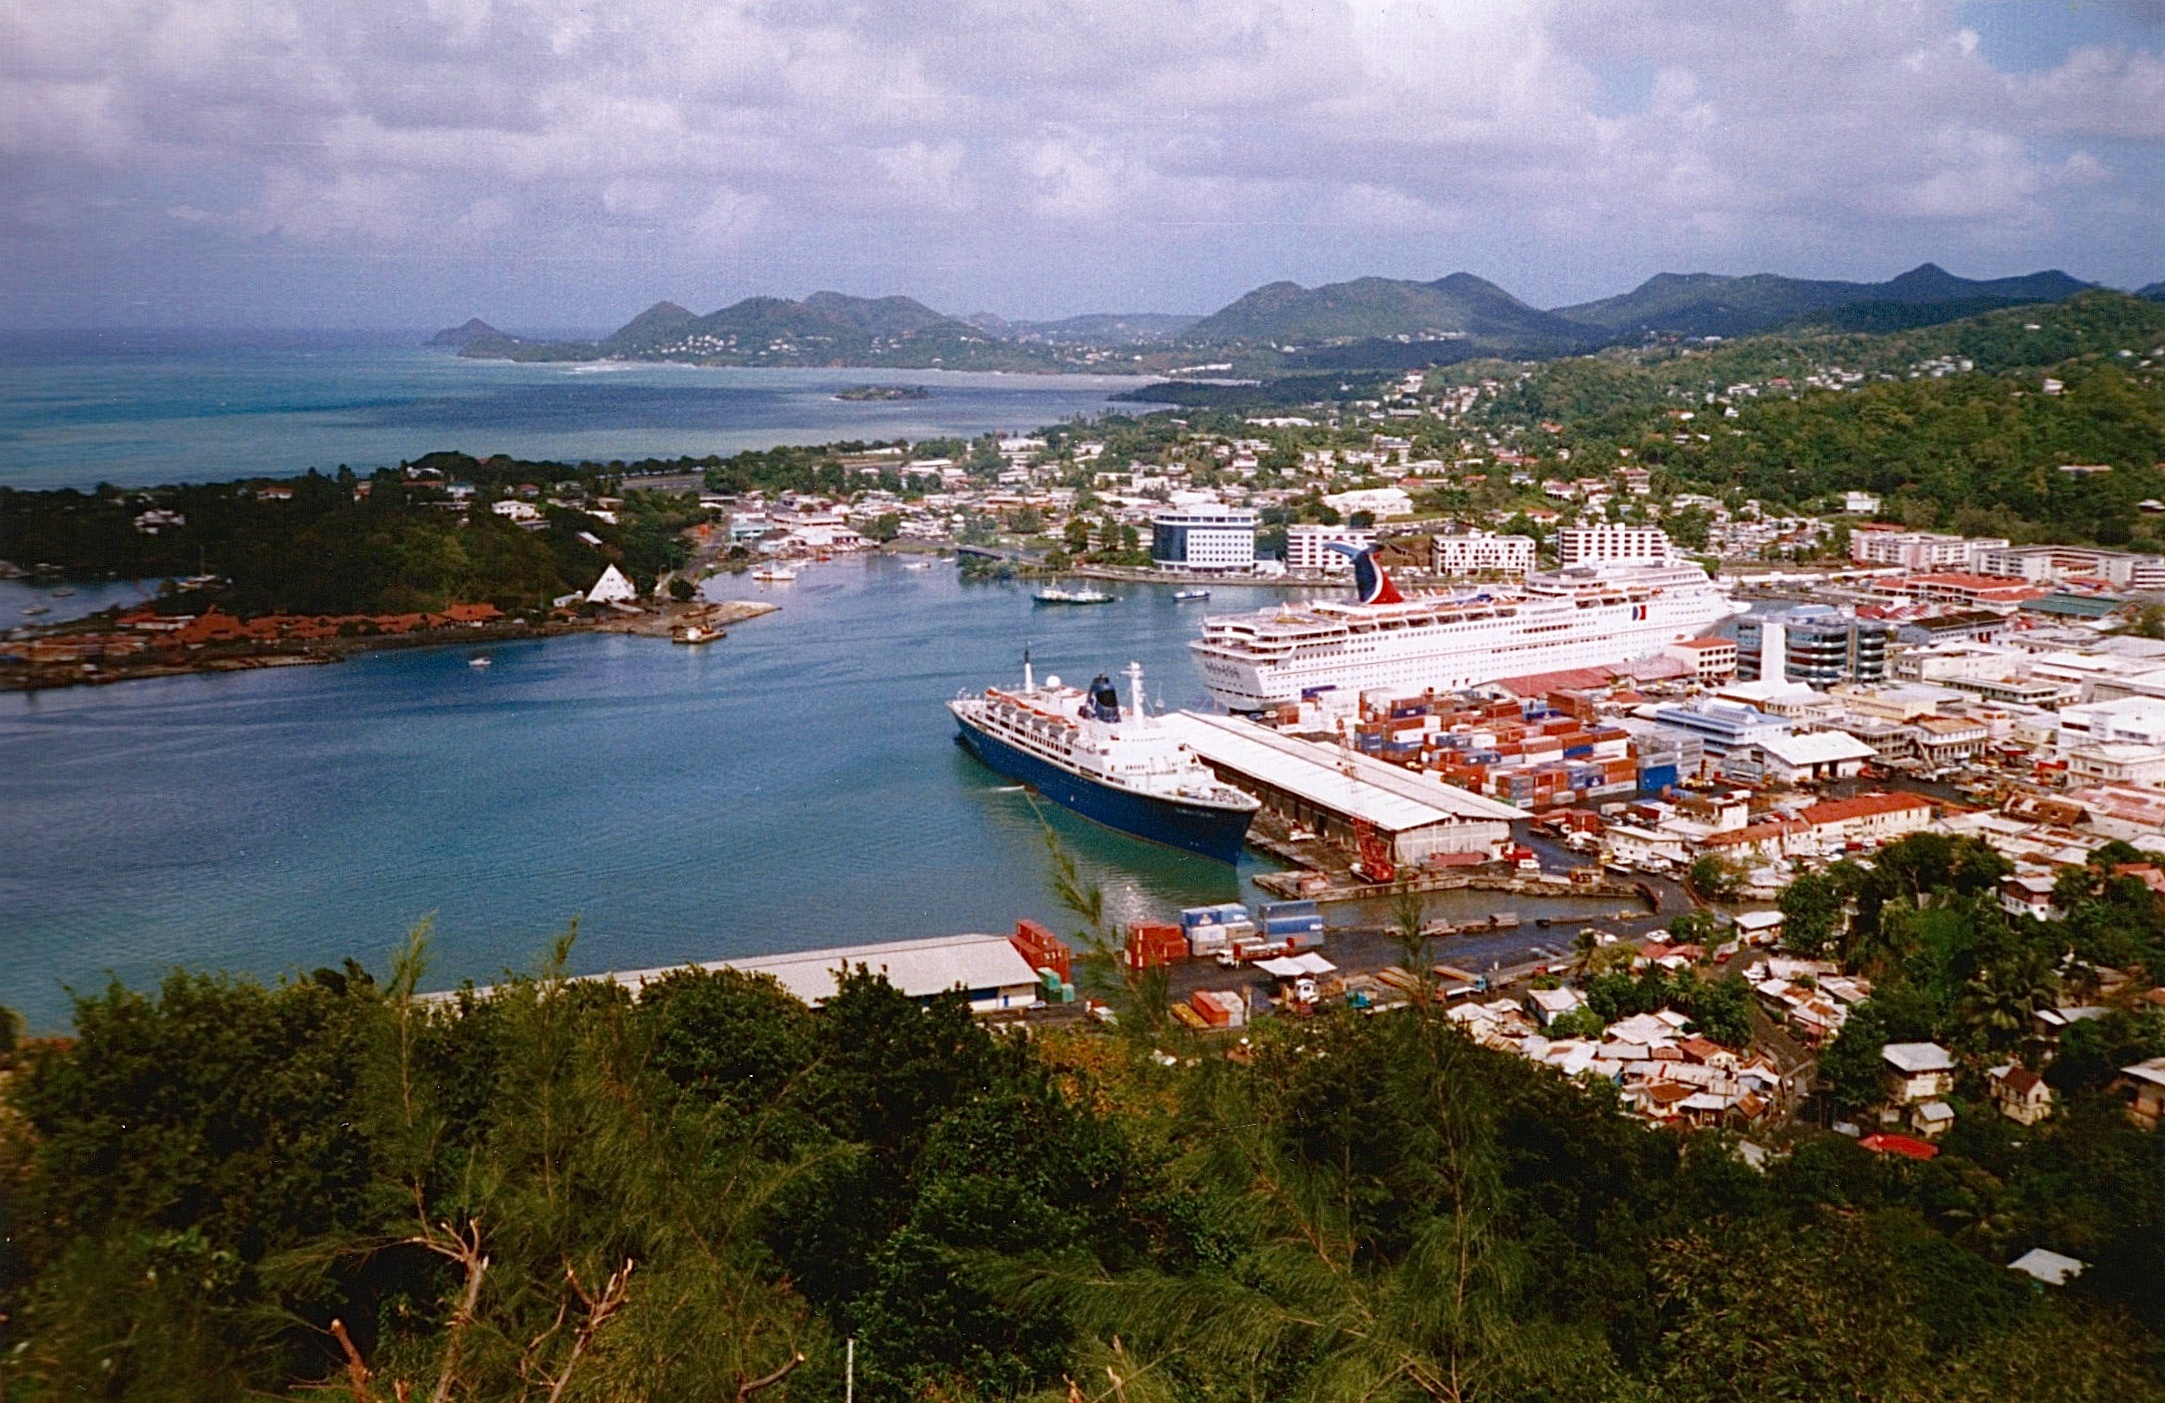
[1324,542,1405,605]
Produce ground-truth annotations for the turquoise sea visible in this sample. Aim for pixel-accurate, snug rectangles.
[0,330,1162,492]
[0,336,1612,1031]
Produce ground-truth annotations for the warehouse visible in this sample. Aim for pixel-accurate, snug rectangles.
[427,933,1045,1016]
[1161,711,1519,865]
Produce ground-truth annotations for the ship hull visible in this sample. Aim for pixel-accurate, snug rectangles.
[1192,595,1740,710]
[953,715,1254,864]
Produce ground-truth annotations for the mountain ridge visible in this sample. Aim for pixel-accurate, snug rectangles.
[438,262,2117,372]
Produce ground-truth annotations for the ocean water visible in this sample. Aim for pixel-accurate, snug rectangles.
[0,331,1163,492]
[0,559,1634,1030]
[0,562,1268,1027]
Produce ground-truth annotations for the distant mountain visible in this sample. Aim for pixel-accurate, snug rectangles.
[597,301,695,352]
[459,292,1082,370]
[1182,273,1596,357]
[2140,282,2165,303]
[964,311,1198,345]
[427,318,507,347]
[1553,263,2092,339]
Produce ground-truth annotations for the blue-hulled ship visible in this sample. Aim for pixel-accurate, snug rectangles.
[950,660,1259,864]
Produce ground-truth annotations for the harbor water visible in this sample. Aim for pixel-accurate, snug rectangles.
[1,560,1309,1028]
[0,330,1163,492]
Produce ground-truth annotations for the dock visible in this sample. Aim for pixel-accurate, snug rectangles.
[1160,711,1521,867]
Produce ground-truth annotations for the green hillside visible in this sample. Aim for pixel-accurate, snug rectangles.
[1182,272,1596,356]
[1554,263,2092,340]
[1454,290,2165,545]
[459,293,1085,371]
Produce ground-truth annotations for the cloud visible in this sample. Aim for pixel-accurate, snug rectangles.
[2,0,2162,325]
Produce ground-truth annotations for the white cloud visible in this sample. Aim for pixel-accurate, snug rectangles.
[2,0,2161,324]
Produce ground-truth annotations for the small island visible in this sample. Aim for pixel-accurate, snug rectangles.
[834,384,931,401]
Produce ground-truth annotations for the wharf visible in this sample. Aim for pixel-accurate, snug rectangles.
[1250,865,1657,907]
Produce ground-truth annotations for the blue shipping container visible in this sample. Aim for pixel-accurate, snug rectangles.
[1259,901,1319,919]
[1637,764,1679,795]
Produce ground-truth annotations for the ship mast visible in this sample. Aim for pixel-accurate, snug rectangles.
[1023,644,1034,691]
[1124,661,1147,723]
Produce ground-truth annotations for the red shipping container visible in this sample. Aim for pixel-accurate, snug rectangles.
[1125,922,1188,969]
[1011,919,1073,982]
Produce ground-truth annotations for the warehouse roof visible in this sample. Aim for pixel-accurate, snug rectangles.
[1752,730,1878,765]
[425,933,1041,1010]
[1163,712,1524,828]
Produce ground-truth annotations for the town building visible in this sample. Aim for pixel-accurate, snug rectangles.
[1976,543,2165,591]
[1429,530,1535,578]
[1735,605,1896,685]
[1989,1064,2054,1125]
[1321,486,1415,519]
[1284,524,1376,574]
[1849,528,2007,571]
[1883,1042,1956,1104]
[1553,524,1674,566]
[2123,1058,2165,1129]
[1661,636,1739,682]
[1151,505,1258,573]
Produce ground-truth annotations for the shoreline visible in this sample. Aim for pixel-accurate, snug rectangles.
[0,598,779,693]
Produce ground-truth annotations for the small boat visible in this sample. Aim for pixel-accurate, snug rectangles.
[1034,586,1116,605]
[1173,588,1211,601]
[902,560,934,571]
[22,604,50,616]
[468,655,492,668]
[50,587,75,597]
[672,624,724,645]
[751,566,797,583]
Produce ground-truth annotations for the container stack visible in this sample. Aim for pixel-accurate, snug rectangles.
[1258,900,1324,949]
[1010,918,1073,982]
[1190,989,1248,1028]
[1037,966,1076,1004]
[1125,921,1189,970]
[1179,903,1255,958]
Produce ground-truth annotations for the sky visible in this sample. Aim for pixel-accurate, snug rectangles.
[3,0,2162,329]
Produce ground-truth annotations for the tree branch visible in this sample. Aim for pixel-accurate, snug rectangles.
[735,1351,805,1403]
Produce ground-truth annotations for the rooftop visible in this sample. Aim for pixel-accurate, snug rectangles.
[1882,1041,1955,1074]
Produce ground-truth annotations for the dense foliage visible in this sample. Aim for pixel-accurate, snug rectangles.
[1461,291,2165,546]
[0,455,713,613]
[6,924,2165,1402]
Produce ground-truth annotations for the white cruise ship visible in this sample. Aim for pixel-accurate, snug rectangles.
[1190,545,1739,711]
[950,660,1260,863]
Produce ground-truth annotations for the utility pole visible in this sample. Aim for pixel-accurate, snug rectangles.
[845,1337,855,1403]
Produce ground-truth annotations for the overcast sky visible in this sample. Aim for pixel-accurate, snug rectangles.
[4,0,2162,329]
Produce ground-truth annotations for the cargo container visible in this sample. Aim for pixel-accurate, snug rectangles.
[1185,925,1229,958]
[1011,919,1073,982]
[1258,900,1320,921]
[1637,763,1679,794]
[1125,922,1188,970]
[1191,989,1248,1028]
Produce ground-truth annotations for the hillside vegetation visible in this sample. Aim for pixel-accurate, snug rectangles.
[2,925,2161,1403]
[456,293,1081,371]
[1464,291,2165,543]
[0,455,708,614]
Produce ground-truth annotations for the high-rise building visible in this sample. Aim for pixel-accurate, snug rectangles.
[1553,524,1673,566]
[1735,605,1896,686]
[1151,506,1258,573]
[1284,524,1376,575]
[1430,531,1535,578]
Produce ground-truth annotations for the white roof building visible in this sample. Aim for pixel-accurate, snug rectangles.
[2008,1248,2086,1287]
[1882,1042,1955,1074]
[586,563,639,604]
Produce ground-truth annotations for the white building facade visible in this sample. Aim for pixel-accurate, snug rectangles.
[1430,531,1535,578]
[1151,506,1259,573]
[1284,524,1376,575]
[1553,524,1674,566]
